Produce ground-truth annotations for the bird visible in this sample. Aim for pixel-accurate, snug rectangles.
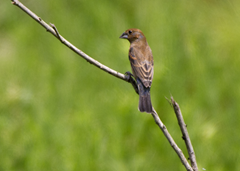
[119,28,154,113]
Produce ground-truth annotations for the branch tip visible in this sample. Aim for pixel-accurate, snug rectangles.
[171,96,175,104]
[11,0,17,5]
[165,96,172,106]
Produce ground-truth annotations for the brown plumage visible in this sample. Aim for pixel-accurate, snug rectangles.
[120,28,154,113]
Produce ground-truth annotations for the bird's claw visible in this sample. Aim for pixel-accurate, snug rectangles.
[125,71,139,94]
[125,71,133,76]
[125,71,134,81]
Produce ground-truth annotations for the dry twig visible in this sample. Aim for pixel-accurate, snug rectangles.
[151,108,193,171]
[171,97,198,171]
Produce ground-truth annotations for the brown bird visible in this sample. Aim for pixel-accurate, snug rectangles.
[120,28,154,113]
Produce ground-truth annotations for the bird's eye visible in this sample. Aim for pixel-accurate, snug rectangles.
[128,30,132,34]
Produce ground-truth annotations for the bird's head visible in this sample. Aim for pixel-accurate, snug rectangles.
[119,28,146,43]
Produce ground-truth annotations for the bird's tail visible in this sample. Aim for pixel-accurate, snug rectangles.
[137,80,153,113]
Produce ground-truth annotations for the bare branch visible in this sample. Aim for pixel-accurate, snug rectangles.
[151,108,193,171]
[11,0,128,82]
[171,97,198,171]
[11,1,197,170]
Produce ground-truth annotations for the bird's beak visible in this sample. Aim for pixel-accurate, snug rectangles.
[119,32,128,39]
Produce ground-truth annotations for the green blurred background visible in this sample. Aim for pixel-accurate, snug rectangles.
[1,0,240,170]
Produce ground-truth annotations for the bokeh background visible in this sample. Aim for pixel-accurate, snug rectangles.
[1,0,240,170]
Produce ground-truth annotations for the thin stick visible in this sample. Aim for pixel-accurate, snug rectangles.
[11,0,127,82]
[171,97,198,171]
[151,108,193,171]
[11,1,196,170]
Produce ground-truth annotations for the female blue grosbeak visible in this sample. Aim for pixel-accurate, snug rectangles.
[120,29,154,113]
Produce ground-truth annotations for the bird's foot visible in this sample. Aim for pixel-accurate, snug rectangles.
[124,71,134,81]
[125,71,139,95]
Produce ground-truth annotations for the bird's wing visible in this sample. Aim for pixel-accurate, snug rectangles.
[129,47,154,88]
